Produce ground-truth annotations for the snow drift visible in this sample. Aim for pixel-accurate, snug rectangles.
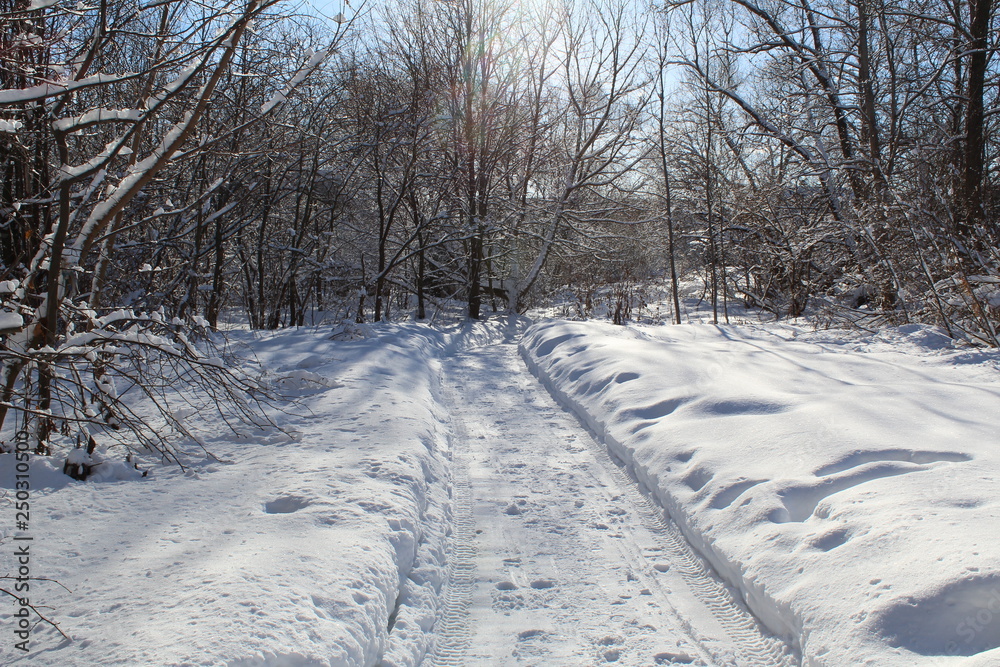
[0,323,463,666]
[520,319,1000,667]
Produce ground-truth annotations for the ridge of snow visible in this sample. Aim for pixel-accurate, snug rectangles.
[0,322,474,665]
[520,319,1000,666]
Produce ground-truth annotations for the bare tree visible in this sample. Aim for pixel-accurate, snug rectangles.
[0,0,349,462]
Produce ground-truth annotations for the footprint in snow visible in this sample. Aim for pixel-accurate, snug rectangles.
[263,495,311,514]
[654,650,696,664]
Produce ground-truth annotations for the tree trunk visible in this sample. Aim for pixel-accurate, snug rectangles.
[960,0,993,243]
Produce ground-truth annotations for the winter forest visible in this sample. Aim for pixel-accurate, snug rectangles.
[1,0,1000,664]
[3,0,1000,463]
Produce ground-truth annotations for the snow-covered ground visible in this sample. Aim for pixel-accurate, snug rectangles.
[1,322,464,666]
[521,318,1000,666]
[2,311,998,666]
[431,334,792,665]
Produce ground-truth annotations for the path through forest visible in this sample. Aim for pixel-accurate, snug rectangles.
[427,338,796,666]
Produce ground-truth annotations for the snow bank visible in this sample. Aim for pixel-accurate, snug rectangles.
[0,322,464,666]
[521,319,1000,667]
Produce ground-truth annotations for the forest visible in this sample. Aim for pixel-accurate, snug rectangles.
[1,0,998,462]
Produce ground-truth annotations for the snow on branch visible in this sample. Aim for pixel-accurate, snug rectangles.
[0,73,129,105]
[52,108,144,133]
[260,48,334,115]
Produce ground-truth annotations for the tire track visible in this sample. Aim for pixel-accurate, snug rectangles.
[425,378,477,666]
[428,340,798,665]
[520,343,798,666]
[578,431,796,666]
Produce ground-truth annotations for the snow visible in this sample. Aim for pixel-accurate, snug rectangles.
[521,318,1000,666]
[0,310,23,332]
[260,48,332,115]
[64,447,91,465]
[57,138,129,180]
[70,110,194,257]
[432,329,793,664]
[0,74,126,105]
[0,323,460,665]
[1,314,998,666]
[52,108,143,133]
[52,108,145,132]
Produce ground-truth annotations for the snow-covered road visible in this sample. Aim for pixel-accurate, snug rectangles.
[5,317,996,666]
[428,339,794,666]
